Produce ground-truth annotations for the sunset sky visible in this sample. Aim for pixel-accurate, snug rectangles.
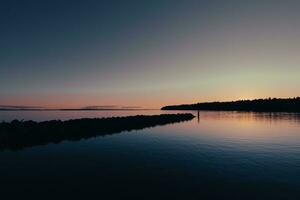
[1,0,300,109]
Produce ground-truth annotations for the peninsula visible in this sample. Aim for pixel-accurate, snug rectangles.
[162,97,300,112]
[0,113,194,151]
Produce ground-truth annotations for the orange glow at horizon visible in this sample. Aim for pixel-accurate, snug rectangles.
[1,93,298,109]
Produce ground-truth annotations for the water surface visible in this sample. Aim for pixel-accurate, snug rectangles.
[0,110,299,199]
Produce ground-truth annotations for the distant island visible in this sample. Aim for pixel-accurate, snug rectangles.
[162,97,300,112]
[0,113,194,151]
[0,105,150,111]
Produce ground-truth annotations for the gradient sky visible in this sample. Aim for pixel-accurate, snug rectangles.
[1,0,300,108]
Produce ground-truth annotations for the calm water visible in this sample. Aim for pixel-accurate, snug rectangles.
[0,110,300,199]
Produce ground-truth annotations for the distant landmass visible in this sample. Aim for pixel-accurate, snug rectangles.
[162,97,300,112]
[0,105,148,111]
[0,105,44,111]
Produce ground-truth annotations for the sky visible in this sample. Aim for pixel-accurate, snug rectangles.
[1,0,300,109]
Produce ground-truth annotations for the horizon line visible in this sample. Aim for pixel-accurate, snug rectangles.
[1,96,299,111]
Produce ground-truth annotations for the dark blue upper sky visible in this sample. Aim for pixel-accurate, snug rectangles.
[1,0,300,108]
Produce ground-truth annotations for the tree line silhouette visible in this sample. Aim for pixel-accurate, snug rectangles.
[0,114,194,151]
[161,97,300,112]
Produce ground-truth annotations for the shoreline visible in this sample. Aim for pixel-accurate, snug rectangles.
[0,113,194,151]
[162,97,300,112]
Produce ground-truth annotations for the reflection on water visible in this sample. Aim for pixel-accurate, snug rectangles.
[0,110,169,122]
[196,111,300,123]
[0,111,299,199]
[1,110,300,123]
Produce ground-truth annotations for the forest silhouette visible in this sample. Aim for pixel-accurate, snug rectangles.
[162,97,300,112]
